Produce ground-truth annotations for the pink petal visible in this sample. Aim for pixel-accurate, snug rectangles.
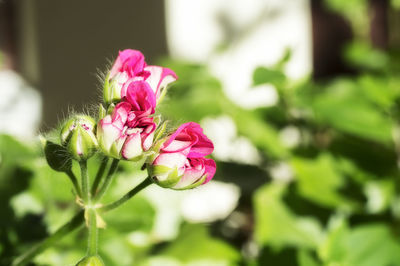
[125,81,156,116]
[174,159,206,188]
[110,49,146,79]
[202,158,216,184]
[162,122,194,150]
[162,139,193,154]
[112,102,131,128]
[98,115,124,152]
[122,132,143,160]
[144,66,178,99]
[153,152,187,175]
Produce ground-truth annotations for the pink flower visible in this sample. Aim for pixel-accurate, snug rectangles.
[109,49,147,80]
[104,49,178,104]
[97,81,156,160]
[149,122,216,190]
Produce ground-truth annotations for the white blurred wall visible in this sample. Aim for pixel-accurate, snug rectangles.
[165,0,312,108]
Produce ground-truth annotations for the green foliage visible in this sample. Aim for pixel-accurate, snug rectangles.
[3,4,400,264]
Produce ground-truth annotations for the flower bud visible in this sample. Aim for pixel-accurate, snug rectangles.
[60,115,98,161]
[148,122,216,190]
[103,49,146,105]
[103,49,177,105]
[76,255,104,266]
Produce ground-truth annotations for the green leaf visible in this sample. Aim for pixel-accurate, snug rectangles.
[320,221,400,266]
[253,183,323,249]
[291,154,354,209]
[159,224,240,264]
[297,250,321,266]
[41,138,72,172]
[312,79,393,143]
[253,67,286,87]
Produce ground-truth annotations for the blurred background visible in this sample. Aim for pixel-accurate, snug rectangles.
[1,0,400,265]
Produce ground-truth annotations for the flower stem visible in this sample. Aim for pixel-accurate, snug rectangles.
[87,208,98,256]
[93,159,119,202]
[79,160,90,203]
[12,210,85,266]
[12,177,152,266]
[65,170,82,197]
[91,157,109,196]
[99,177,153,213]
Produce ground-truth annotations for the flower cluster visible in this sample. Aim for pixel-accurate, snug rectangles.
[61,49,216,190]
[33,49,217,266]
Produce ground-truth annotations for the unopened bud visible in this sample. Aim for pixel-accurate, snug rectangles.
[60,115,98,161]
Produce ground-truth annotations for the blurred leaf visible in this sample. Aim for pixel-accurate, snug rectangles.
[253,67,286,87]
[344,41,389,71]
[291,154,354,209]
[104,195,155,233]
[297,250,320,266]
[158,224,240,264]
[312,79,393,143]
[253,183,323,249]
[320,221,400,266]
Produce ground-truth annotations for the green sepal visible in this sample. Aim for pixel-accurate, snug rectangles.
[173,175,207,190]
[102,73,111,105]
[126,150,155,162]
[76,255,104,266]
[148,165,181,188]
[157,81,172,104]
[108,142,121,159]
[153,120,168,143]
[40,136,72,172]
[146,136,169,164]
[103,73,122,105]
[107,103,116,115]
[98,104,107,120]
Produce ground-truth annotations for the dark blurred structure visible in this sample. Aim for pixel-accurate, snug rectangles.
[311,0,389,79]
[1,0,168,128]
[0,0,17,70]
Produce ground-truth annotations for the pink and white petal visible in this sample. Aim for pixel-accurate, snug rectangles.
[162,122,193,149]
[153,152,187,175]
[98,117,123,152]
[112,102,131,128]
[142,123,156,151]
[122,133,143,160]
[142,131,155,151]
[144,66,177,99]
[162,139,193,153]
[202,158,216,184]
[120,76,144,98]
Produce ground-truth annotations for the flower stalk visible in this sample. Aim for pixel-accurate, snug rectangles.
[91,157,109,195]
[65,169,82,197]
[93,159,119,201]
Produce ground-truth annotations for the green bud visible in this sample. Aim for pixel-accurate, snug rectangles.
[103,73,121,105]
[76,255,104,266]
[147,164,181,188]
[60,115,98,161]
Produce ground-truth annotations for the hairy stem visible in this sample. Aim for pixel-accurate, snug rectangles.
[65,170,82,197]
[87,208,98,256]
[12,177,152,266]
[91,157,109,196]
[93,159,119,202]
[79,160,90,203]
